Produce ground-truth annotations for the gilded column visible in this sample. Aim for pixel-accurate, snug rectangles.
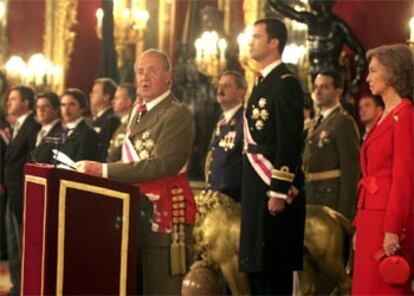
[44,0,78,94]
[0,0,9,67]
[135,0,147,58]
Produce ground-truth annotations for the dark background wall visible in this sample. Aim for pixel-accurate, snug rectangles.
[5,0,414,95]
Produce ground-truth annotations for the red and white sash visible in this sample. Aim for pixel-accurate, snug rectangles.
[121,134,139,163]
[243,112,274,185]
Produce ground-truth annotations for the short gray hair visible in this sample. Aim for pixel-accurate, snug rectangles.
[136,49,171,72]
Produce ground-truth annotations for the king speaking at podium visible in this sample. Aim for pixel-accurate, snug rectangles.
[76,49,196,295]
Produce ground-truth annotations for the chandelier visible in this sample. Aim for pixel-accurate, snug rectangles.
[96,0,149,67]
[5,53,63,92]
[194,30,228,83]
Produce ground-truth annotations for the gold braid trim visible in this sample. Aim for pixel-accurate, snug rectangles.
[271,166,295,182]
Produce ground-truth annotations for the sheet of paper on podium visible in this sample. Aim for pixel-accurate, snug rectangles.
[52,149,76,170]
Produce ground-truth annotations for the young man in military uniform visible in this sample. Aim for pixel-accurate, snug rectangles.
[78,49,195,295]
[239,18,306,295]
[106,83,136,162]
[303,70,360,220]
[206,70,246,202]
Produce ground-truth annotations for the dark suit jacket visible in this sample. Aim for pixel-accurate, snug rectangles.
[59,120,99,162]
[239,63,305,273]
[92,108,120,161]
[4,113,40,223]
[207,107,243,202]
[31,121,64,164]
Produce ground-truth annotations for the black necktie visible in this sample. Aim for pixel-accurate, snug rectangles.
[314,115,323,130]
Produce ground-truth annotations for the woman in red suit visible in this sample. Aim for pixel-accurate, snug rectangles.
[353,44,414,295]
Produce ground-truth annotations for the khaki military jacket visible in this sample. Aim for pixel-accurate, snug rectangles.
[106,122,127,162]
[108,94,194,183]
[303,106,360,219]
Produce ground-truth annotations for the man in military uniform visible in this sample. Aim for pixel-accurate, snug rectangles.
[77,49,195,295]
[303,70,360,220]
[239,18,305,295]
[107,83,136,162]
[358,94,384,140]
[206,71,245,202]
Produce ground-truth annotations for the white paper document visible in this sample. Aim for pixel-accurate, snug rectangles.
[52,149,76,170]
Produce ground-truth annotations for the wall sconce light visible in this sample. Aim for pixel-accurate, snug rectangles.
[282,43,307,65]
[96,1,149,68]
[5,53,62,91]
[237,26,255,72]
[195,30,228,82]
[409,16,414,45]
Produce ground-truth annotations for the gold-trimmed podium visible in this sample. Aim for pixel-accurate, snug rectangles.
[22,163,140,295]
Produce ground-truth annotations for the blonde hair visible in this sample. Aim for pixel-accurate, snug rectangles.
[367,44,414,101]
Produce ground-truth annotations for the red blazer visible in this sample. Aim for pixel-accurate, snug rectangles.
[356,99,413,235]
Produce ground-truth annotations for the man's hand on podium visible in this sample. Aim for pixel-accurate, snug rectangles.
[75,161,103,177]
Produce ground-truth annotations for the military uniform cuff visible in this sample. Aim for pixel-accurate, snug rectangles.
[271,166,295,182]
[267,190,287,200]
[102,163,108,178]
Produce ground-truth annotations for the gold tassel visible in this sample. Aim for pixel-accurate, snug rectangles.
[170,224,181,275]
[178,223,186,273]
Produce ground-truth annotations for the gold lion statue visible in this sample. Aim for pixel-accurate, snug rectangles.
[187,190,353,296]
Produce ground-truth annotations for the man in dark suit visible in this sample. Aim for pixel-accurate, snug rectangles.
[59,88,99,162]
[31,92,63,164]
[239,18,305,295]
[4,85,40,295]
[107,83,136,162]
[206,71,245,202]
[90,78,120,161]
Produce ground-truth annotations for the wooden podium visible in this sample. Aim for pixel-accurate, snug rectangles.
[22,163,140,295]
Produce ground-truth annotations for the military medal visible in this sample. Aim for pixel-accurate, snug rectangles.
[251,97,269,131]
[219,131,236,151]
[134,131,154,160]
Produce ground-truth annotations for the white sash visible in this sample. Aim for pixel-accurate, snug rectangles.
[243,112,273,186]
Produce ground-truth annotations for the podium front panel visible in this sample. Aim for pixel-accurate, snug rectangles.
[22,164,139,296]
[57,180,130,295]
[21,175,47,296]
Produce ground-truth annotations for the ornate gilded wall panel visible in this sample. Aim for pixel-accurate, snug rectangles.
[242,0,265,100]
[44,0,79,94]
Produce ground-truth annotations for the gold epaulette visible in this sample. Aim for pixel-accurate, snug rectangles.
[271,166,295,182]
